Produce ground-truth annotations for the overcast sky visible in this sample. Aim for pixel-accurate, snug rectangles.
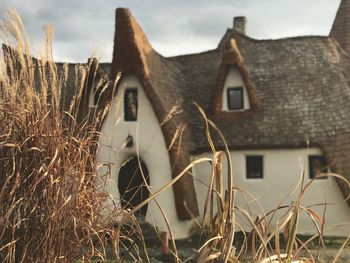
[0,0,342,62]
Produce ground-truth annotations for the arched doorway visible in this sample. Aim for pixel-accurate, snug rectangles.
[118,156,150,218]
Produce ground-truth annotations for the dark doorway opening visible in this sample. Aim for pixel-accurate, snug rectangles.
[118,156,150,218]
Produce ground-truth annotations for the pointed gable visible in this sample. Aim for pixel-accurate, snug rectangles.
[330,0,350,54]
[210,39,260,115]
[110,8,153,77]
[110,8,199,220]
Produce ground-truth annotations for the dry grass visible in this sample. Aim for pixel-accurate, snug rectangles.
[0,9,148,262]
[0,8,349,263]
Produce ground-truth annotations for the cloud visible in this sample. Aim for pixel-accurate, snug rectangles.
[0,0,341,62]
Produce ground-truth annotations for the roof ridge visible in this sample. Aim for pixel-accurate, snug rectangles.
[167,48,220,60]
[226,29,329,43]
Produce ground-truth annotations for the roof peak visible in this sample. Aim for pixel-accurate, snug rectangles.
[110,8,154,78]
[330,0,350,54]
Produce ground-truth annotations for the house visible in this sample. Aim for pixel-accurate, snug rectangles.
[3,1,350,239]
[95,2,350,238]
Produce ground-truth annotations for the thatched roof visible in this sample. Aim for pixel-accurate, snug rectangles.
[108,6,350,208]
[110,8,199,220]
[331,0,350,55]
[4,1,349,219]
[187,32,350,152]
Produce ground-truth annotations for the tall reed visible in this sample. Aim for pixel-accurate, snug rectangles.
[0,9,145,262]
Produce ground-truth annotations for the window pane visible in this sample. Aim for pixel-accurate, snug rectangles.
[124,89,138,121]
[246,156,263,179]
[227,87,243,110]
[309,155,328,179]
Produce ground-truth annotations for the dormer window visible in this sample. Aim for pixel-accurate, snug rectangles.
[220,67,251,112]
[227,87,244,110]
[124,88,138,121]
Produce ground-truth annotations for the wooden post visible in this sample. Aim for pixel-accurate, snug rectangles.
[161,231,169,255]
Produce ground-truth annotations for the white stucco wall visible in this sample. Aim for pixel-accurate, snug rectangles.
[96,74,350,239]
[97,75,194,239]
[222,66,250,111]
[193,148,350,237]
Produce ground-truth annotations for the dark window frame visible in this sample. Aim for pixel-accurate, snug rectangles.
[93,81,107,106]
[309,155,328,180]
[246,155,264,179]
[227,87,244,110]
[124,88,138,121]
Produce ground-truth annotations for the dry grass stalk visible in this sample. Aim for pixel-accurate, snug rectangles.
[195,103,238,263]
[0,8,146,262]
[193,103,350,263]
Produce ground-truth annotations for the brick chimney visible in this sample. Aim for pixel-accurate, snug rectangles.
[233,16,247,35]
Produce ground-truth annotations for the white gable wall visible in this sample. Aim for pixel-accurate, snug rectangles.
[222,67,250,111]
[97,75,194,239]
[193,148,350,237]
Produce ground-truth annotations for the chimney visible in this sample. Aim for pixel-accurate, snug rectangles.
[233,16,247,35]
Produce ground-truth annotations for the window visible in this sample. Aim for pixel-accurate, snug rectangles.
[93,82,106,106]
[309,155,328,179]
[124,88,138,121]
[246,156,263,179]
[88,81,107,108]
[227,87,243,110]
